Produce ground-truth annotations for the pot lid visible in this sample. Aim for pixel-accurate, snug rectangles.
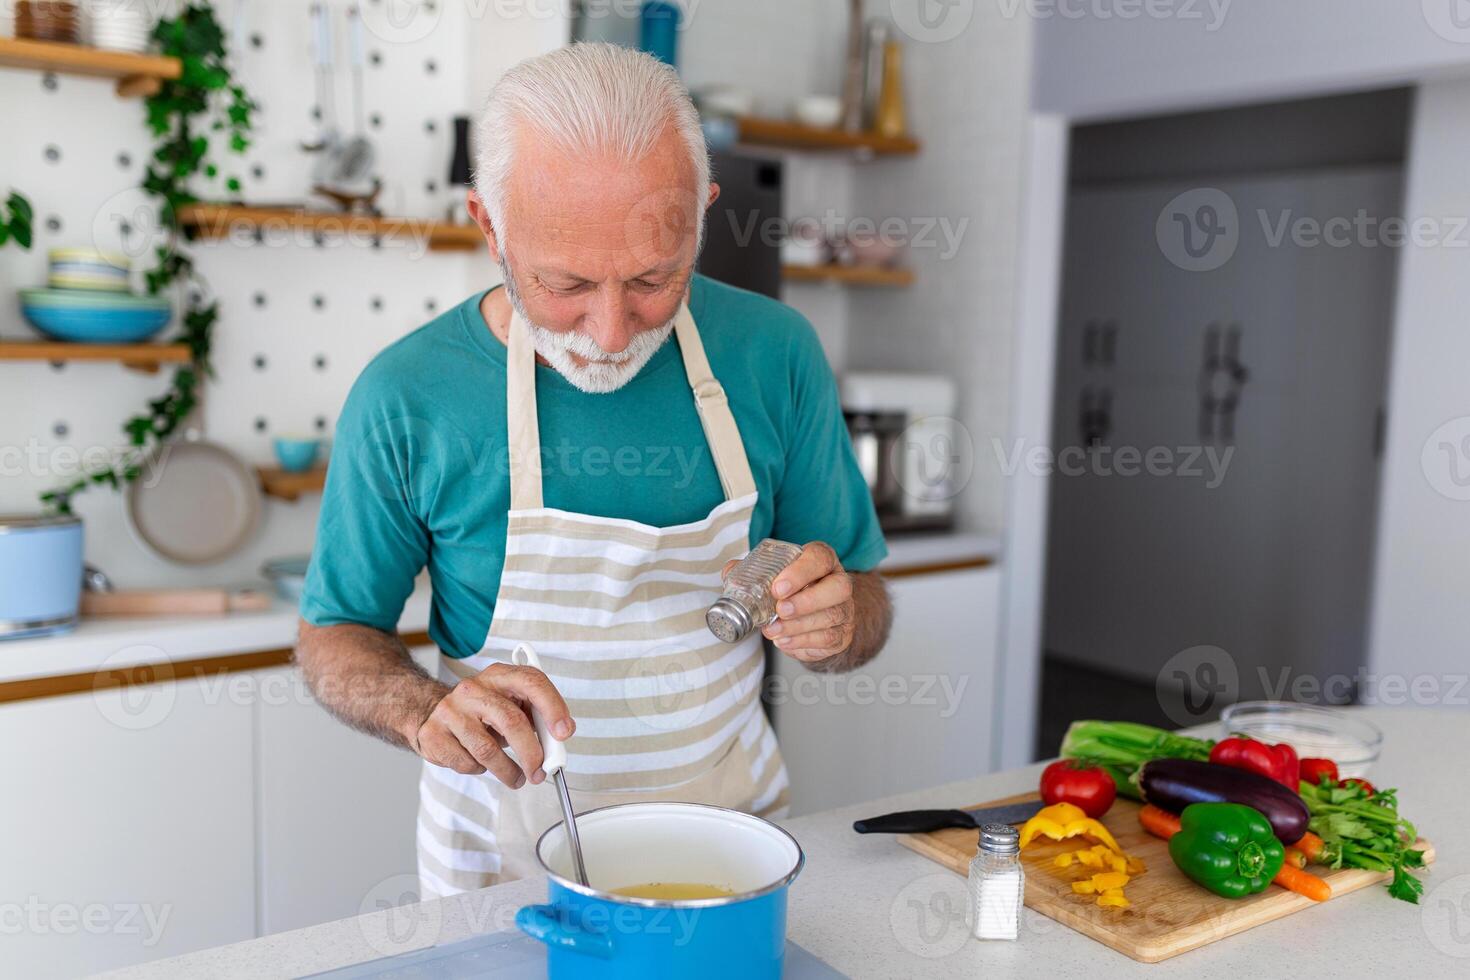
[0,513,83,530]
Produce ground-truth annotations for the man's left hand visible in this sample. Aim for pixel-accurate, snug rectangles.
[725,542,854,663]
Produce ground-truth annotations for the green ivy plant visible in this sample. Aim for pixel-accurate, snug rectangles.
[42,2,254,513]
[0,191,33,250]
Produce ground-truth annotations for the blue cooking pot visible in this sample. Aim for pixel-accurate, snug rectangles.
[0,514,83,639]
[517,802,803,979]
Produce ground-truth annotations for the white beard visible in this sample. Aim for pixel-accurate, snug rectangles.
[501,259,675,394]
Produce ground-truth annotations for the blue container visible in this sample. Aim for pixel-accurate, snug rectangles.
[273,437,323,474]
[517,802,803,979]
[0,515,83,640]
[639,1,682,69]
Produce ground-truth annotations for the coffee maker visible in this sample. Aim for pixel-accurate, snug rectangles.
[841,373,959,533]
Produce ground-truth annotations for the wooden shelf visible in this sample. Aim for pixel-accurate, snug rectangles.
[258,466,326,502]
[735,116,920,157]
[0,341,192,374]
[177,204,483,253]
[782,264,915,288]
[0,37,181,97]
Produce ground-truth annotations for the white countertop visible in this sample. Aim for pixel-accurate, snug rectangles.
[1,534,997,684]
[97,707,1468,979]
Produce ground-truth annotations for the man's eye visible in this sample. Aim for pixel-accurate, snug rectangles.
[632,278,665,292]
[550,282,590,295]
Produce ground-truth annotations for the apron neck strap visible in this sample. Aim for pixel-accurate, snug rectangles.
[505,299,758,509]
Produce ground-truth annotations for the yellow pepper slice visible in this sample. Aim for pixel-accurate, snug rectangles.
[1071,880,1097,895]
[1018,803,1124,854]
[1076,849,1103,868]
[1098,888,1131,909]
[1091,871,1131,891]
[1054,852,1076,869]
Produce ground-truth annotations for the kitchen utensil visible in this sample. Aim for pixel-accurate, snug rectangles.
[124,437,262,565]
[839,0,864,131]
[638,1,681,68]
[47,248,130,291]
[303,4,342,182]
[309,5,380,210]
[843,410,905,516]
[861,19,891,130]
[19,288,170,343]
[694,87,756,119]
[81,588,272,616]
[518,802,804,979]
[273,436,322,473]
[792,95,842,130]
[841,373,958,533]
[262,555,311,602]
[1220,701,1383,778]
[874,39,908,139]
[852,798,1045,835]
[0,513,83,640]
[511,643,588,887]
[901,792,1435,963]
[16,1,80,43]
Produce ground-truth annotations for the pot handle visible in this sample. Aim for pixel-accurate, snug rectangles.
[515,905,614,959]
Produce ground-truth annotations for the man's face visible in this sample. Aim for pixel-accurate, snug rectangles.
[473,124,718,392]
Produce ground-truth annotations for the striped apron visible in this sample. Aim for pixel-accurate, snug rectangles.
[415,301,791,898]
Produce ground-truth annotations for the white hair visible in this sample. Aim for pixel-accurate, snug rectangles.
[473,42,711,248]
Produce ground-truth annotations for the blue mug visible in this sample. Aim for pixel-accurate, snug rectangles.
[639,1,682,68]
[273,436,322,473]
[517,802,803,979]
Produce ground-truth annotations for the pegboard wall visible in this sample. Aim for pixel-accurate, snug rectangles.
[0,0,551,588]
[0,0,861,589]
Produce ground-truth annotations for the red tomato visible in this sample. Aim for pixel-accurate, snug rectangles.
[1298,757,1340,787]
[1341,777,1376,796]
[1039,760,1117,818]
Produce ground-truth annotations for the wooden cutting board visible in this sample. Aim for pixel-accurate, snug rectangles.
[900,792,1436,963]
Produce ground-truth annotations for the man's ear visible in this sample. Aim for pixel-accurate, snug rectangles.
[706,182,721,211]
[466,191,503,264]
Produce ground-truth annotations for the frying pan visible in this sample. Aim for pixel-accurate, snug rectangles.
[124,436,262,565]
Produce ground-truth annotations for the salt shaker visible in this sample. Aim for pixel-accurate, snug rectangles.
[967,823,1024,941]
[706,539,804,643]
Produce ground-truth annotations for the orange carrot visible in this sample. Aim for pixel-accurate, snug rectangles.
[1283,847,1306,869]
[1295,831,1326,863]
[1273,863,1332,902]
[1138,804,1182,841]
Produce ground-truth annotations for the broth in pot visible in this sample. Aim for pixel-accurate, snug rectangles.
[610,882,735,901]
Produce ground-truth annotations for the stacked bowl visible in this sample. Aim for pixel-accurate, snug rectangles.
[15,0,80,42]
[19,249,171,344]
[85,0,154,53]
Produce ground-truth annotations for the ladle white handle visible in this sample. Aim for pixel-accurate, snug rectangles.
[511,643,567,776]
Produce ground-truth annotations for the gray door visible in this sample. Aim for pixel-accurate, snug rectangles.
[1045,168,1400,702]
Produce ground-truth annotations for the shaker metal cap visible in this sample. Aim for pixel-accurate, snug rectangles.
[706,597,752,644]
[979,823,1020,853]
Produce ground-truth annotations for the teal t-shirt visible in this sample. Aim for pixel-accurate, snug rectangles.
[301,274,888,657]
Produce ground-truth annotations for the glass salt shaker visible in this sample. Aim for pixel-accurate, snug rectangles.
[967,823,1025,941]
[706,539,804,643]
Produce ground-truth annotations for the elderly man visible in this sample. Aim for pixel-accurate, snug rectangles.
[296,43,892,897]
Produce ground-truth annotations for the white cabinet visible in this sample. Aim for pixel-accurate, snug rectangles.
[0,679,256,979]
[772,566,1000,816]
[255,650,434,934]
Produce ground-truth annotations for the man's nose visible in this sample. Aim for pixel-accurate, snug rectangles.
[587,286,632,354]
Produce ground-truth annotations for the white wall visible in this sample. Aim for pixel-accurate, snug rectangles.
[847,1,1034,536]
[1034,0,1470,120]
[1366,77,1470,708]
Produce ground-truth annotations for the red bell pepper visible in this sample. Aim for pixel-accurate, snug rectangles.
[1209,736,1299,790]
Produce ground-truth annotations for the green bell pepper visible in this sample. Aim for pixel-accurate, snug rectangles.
[1168,803,1285,899]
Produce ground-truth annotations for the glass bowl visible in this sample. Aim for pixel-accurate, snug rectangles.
[1219,701,1383,778]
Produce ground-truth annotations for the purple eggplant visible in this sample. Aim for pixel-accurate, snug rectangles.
[1138,758,1310,844]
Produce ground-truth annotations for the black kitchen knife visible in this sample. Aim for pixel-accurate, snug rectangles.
[852,799,1045,835]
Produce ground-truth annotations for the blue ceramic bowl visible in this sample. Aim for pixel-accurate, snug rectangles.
[19,288,171,343]
[518,802,803,980]
[273,437,322,473]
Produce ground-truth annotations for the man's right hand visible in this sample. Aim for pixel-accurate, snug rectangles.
[410,663,575,789]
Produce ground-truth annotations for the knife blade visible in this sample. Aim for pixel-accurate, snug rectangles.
[852,799,1045,835]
